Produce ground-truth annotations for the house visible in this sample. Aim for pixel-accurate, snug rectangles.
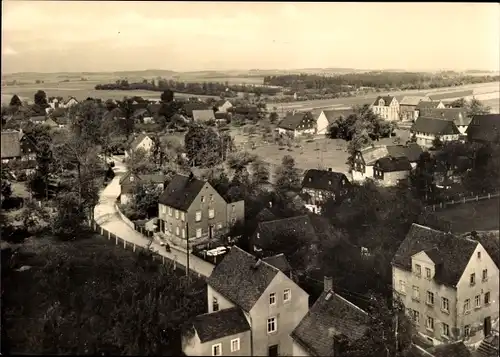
[124,134,153,158]
[182,246,309,356]
[415,101,446,119]
[60,97,79,108]
[132,108,154,123]
[214,112,230,125]
[215,100,233,113]
[424,108,471,135]
[1,130,38,174]
[103,107,125,121]
[262,254,293,279]
[183,103,211,118]
[277,112,316,138]
[466,114,500,144]
[313,109,355,135]
[119,171,168,205]
[352,143,423,182]
[291,277,369,356]
[29,115,48,125]
[158,174,245,243]
[400,96,431,121]
[411,117,461,148]
[392,223,499,346]
[192,109,216,123]
[373,156,412,186]
[301,168,350,214]
[370,95,400,121]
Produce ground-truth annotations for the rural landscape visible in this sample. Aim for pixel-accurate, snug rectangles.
[2,2,499,357]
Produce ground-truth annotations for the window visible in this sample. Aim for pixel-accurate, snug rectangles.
[482,269,488,281]
[195,210,202,222]
[231,218,236,224]
[485,292,490,304]
[212,343,222,356]
[182,228,186,238]
[470,273,476,285]
[415,264,422,277]
[210,194,214,202]
[475,295,481,308]
[399,280,406,294]
[284,289,291,302]
[196,228,202,238]
[176,226,180,236]
[441,297,449,312]
[169,222,172,232]
[269,293,276,305]
[425,267,432,279]
[464,299,470,313]
[426,316,434,330]
[442,323,450,337]
[412,310,420,324]
[175,210,179,219]
[231,204,235,212]
[477,251,481,259]
[201,195,205,203]
[208,208,215,219]
[129,176,134,182]
[168,207,173,216]
[464,325,471,337]
[267,317,277,333]
[180,212,185,221]
[412,286,420,300]
[426,291,434,305]
[231,338,240,352]
[212,297,219,312]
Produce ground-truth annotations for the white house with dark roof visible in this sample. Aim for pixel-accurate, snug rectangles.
[373,156,412,186]
[124,133,153,158]
[60,96,79,108]
[315,109,355,135]
[424,108,472,135]
[415,101,446,119]
[277,112,316,138]
[392,224,499,346]
[182,246,309,356]
[411,117,461,148]
[370,95,400,121]
[300,168,351,213]
[215,99,233,113]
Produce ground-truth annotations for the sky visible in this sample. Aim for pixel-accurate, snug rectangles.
[2,1,499,73]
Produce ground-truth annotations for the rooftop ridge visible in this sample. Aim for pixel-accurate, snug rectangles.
[334,291,369,316]
[411,223,445,233]
[259,215,310,227]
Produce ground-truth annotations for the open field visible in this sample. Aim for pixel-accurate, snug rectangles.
[433,197,500,233]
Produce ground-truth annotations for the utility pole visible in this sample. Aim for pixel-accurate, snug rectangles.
[186,222,190,280]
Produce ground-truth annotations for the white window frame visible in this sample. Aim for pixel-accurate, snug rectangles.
[426,291,434,305]
[485,292,490,304]
[412,286,420,300]
[442,322,450,337]
[182,228,186,239]
[210,194,214,202]
[175,210,179,219]
[415,264,422,277]
[426,316,434,331]
[284,289,291,302]
[176,226,180,236]
[196,228,202,238]
[267,317,277,334]
[201,195,205,203]
[464,325,470,337]
[399,280,406,294]
[441,297,449,312]
[230,338,240,352]
[181,211,185,221]
[129,176,134,182]
[208,208,215,219]
[475,295,481,308]
[425,267,431,279]
[482,269,488,281]
[212,343,222,356]
[269,293,276,305]
[464,299,470,313]
[470,273,476,285]
[168,207,173,216]
[195,210,202,222]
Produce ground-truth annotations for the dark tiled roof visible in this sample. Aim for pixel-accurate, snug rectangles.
[103,107,125,121]
[372,95,395,107]
[411,117,460,135]
[392,224,478,287]
[423,108,471,126]
[183,103,211,117]
[262,254,292,274]
[416,101,443,111]
[214,112,229,120]
[193,307,250,343]
[192,109,215,122]
[207,246,280,312]
[466,114,500,143]
[30,115,47,123]
[428,341,471,357]
[386,143,423,163]
[292,290,369,356]
[1,131,21,158]
[375,156,412,172]
[463,231,500,269]
[301,169,349,192]
[255,208,277,222]
[158,174,206,211]
[323,109,355,124]
[132,108,150,118]
[278,112,313,130]
[428,90,473,101]
[256,215,318,246]
[400,96,429,106]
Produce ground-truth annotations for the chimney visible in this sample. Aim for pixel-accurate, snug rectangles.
[324,276,333,292]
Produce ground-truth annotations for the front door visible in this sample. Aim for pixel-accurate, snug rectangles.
[268,345,278,357]
[484,316,492,337]
[209,225,214,240]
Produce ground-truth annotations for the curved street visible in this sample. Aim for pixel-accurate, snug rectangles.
[93,157,214,278]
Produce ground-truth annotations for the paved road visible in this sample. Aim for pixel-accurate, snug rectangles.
[93,158,214,278]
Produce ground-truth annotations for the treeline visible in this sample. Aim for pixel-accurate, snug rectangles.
[95,79,281,96]
[263,72,500,91]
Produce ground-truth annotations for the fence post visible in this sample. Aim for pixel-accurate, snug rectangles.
[101,227,104,235]
[133,244,136,252]
[488,193,491,199]
[433,205,435,212]
[463,197,466,203]
[108,231,110,240]
[115,235,118,245]
[476,195,479,201]
[123,240,126,249]
[451,200,454,205]
[162,256,165,265]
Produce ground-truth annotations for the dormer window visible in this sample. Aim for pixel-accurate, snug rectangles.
[212,297,219,312]
[379,99,385,106]
[425,267,431,279]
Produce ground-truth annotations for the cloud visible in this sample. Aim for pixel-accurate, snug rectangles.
[2,46,18,56]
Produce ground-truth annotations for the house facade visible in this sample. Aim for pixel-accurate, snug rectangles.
[373,157,412,186]
[466,114,500,144]
[193,109,216,123]
[301,169,350,214]
[400,96,431,121]
[216,100,233,113]
[410,117,461,148]
[424,108,471,135]
[119,172,167,205]
[124,134,153,158]
[1,130,38,175]
[415,101,446,119]
[158,174,244,243]
[277,112,316,138]
[370,95,400,121]
[392,224,499,346]
[60,97,79,108]
[314,111,330,135]
[183,246,309,356]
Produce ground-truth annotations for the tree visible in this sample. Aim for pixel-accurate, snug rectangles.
[431,136,443,150]
[184,125,223,167]
[150,135,166,168]
[466,97,491,117]
[34,90,49,108]
[160,89,174,103]
[251,159,270,186]
[409,152,438,202]
[9,94,22,107]
[130,182,164,219]
[30,139,54,199]
[274,155,301,192]
[269,112,278,124]
[124,148,156,175]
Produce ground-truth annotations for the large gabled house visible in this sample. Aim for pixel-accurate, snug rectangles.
[60,96,79,108]
[124,133,153,158]
[291,277,369,356]
[392,224,499,346]
[370,95,400,121]
[192,109,216,123]
[466,114,500,144]
[277,112,316,138]
[301,168,350,213]
[410,117,461,148]
[352,143,423,182]
[424,108,471,135]
[119,171,168,205]
[400,96,431,121]
[215,99,233,113]
[158,174,244,245]
[182,102,211,118]
[1,130,38,175]
[182,246,309,356]
[373,156,412,186]
[314,109,355,135]
[415,101,445,119]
